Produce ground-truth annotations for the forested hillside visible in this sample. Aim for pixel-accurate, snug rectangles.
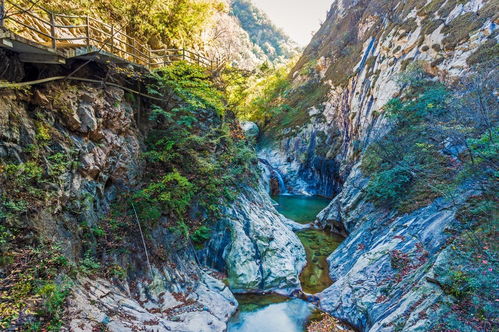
[230,0,300,63]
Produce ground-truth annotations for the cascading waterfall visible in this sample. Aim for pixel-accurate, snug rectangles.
[259,158,288,195]
[274,169,288,194]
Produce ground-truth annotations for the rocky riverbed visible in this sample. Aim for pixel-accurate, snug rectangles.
[224,193,351,332]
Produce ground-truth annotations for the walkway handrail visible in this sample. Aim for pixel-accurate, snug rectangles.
[0,0,219,70]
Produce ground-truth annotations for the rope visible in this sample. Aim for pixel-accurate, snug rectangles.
[131,202,153,277]
[0,76,164,101]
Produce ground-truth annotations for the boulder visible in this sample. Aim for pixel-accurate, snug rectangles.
[240,121,259,138]
[200,185,306,294]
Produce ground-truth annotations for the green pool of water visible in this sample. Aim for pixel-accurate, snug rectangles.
[297,229,343,294]
[272,194,343,293]
[271,195,331,224]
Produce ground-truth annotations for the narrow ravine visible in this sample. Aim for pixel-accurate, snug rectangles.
[227,194,348,332]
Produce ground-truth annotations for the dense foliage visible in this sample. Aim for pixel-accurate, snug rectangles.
[223,61,296,123]
[224,58,331,137]
[133,62,258,242]
[33,0,226,49]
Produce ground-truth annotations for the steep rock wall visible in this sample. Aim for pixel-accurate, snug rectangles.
[316,165,479,331]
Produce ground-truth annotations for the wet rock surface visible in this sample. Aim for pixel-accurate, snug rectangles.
[259,127,342,198]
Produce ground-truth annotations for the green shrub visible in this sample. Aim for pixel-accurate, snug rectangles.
[149,61,225,115]
[366,166,413,205]
[35,122,51,142]
[135,170,194,219]
[36,281,70,328]
[190,225,212,247]
[80,252,101,275]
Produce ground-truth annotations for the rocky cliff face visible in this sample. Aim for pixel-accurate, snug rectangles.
[0,63,305,330]
[260,0,497,186]
[258,0,497,330]
[316,165,479,331]
[0,79,233,330]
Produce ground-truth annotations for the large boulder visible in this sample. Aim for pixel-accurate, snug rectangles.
[240,121,259,138]
[200,185,306,294]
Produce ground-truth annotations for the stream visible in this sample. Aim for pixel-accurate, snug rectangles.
[228,195,344,332]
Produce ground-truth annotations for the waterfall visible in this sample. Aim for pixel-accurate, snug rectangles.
[259,158,288,195]
[274,169,288,194]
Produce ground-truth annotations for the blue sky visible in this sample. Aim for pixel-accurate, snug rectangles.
[251,0,333,46]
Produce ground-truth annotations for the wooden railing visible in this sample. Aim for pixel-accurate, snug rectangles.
[0,0,219,69]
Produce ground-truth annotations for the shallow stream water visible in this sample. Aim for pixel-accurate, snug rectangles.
[273,195,343,293]
[227,294,320,332]
[227,195,343,332]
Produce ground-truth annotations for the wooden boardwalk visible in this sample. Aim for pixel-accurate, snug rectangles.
[0,0,219,70]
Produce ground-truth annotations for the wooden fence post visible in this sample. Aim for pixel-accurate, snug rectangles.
[147,47,151,70]
[110,24,114,54]
[131,38,135,63]
[85,16,90,47]
[0,0,5,27]
[50,12,56,49]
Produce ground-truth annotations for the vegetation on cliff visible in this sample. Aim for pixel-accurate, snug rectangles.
[362,63,497,213]
[361,63,498,330]
[133,62,258,240]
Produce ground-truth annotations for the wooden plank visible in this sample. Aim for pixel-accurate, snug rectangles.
[19,52,65,64]
[85,16,89,46]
